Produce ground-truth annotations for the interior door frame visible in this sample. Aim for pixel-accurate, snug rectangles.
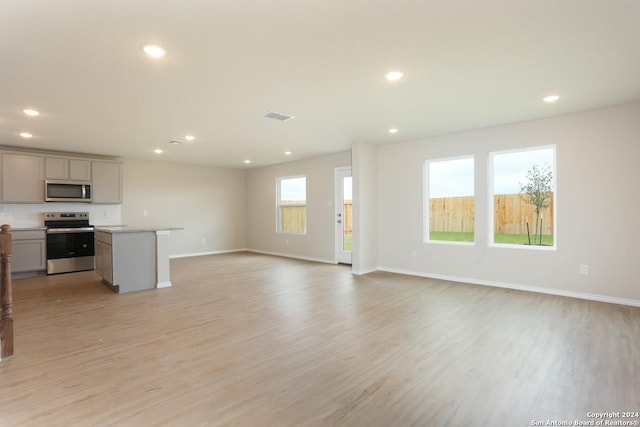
[335,166,352,265]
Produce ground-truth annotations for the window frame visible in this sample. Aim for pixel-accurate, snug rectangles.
[488,144,557,250]
[276,175,307,235]
[423,155,476,246]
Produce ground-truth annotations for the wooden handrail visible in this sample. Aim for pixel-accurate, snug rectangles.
[1,224,13,359]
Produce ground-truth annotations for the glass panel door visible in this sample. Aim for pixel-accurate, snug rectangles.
[335,167,352,264]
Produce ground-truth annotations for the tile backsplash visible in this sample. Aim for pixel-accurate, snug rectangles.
[0,203,121,228]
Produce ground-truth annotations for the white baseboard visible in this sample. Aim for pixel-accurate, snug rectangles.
[156,281,172,288]
[246,249,336,265]
[170,249,248,259]
[377,266,640,308]
[352,266,380,276]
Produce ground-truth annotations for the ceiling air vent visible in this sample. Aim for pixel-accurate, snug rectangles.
[170,139,186,145]
[263,111,295,121]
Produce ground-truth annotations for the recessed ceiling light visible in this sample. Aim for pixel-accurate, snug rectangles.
[244,160,251,164]
[23,109,40,116]
[384,71,404,81]
[388,128,399,134]
[154,149,163,154]
[143,45,167,58]
[185,135,195,141]
[543,95,560,103]
[19,132,33,138]
[284,151,292,156]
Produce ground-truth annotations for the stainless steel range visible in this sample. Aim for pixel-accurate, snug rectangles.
[44,212,95,275]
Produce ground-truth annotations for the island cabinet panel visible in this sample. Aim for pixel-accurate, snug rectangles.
[92,162,122,204]
[2,154,45,203]
[111,232,156,293]
[95,230,157,293]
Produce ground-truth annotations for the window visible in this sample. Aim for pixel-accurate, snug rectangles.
[276,176,307,234]
[490,146,556,248]
[425,156,475,243]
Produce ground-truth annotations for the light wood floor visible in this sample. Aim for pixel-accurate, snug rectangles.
[1,252,639,426]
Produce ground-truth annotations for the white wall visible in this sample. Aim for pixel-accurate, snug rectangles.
[245,151,351,263]
[121,158,246,257]
[352,142,378,274]
[375,102,640,303]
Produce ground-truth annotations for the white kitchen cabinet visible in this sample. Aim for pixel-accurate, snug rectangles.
[1,154,45,203]
[12,230,46,273]
[95,241,103,277]
[92,162,122,204]
[46,158,91,181]
[69,160,91,181]
[103,242,113,284]
[95,232,113,285]
[45,158,68,180]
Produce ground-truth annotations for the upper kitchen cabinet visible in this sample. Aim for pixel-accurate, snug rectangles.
[46,158,91,181]
[70,160,91,181]
[92,161,122,204]
[1,153,45,203]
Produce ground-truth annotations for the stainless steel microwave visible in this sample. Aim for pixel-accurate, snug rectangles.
[45,180,92,202]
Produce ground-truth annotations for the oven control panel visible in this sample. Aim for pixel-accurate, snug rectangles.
[44,212,89,221]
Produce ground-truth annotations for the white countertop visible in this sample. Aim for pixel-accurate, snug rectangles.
[95,226,183,234]
[10,227,47,231]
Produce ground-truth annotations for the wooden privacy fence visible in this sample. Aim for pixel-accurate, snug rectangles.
[279,202,306,233]
[430,194,554,235]
[280,200,353,235]
[430,196,475,233]
[343,201,352,235]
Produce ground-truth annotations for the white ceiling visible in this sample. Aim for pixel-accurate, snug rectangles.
[2,0,639,168]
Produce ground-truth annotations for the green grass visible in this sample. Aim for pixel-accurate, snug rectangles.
[430,231,475,242]
[343,234,352,252]
[494,233,554,246]
[429,231,554,246]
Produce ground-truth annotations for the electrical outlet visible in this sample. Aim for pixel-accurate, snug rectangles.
[201,237,206,244]
[580,264,589,275]
[411,249,417,258]
[143,209,148,216]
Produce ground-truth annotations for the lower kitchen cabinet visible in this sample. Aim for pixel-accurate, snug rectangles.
[12,230,46,274]
[95,231,113,285]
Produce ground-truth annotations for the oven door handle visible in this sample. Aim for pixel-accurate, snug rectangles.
[46,227,95,234]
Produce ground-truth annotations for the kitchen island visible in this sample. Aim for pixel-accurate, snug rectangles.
[94,226,182,293]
